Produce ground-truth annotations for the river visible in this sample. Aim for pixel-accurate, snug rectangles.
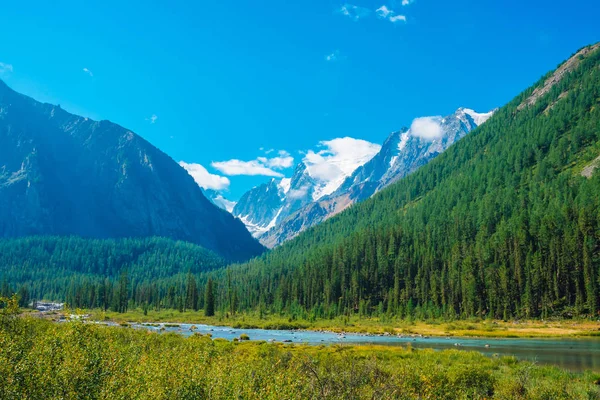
[128,322,600,372]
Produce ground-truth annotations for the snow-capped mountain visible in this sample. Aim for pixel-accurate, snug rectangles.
[232,142,379,237]
[232,178,289,236]
[253,107,494,247]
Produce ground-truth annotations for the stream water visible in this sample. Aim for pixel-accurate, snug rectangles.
[128,322,600,372]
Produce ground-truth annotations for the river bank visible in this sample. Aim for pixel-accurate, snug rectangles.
[119,321,600,372]
[74,308,600,339]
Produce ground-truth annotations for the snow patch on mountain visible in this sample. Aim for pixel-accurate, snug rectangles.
[202,189,237,213]
[462,108,494,126]
[211,194,237,212]
[239,214,268,236]
[265,207,283,230]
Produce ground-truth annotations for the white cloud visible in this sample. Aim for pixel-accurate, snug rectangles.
[304,137,380,181]
[389,14,407,22]
[376,5,392,18]
[261,155,295,169]
[376,5,407,23]
[82,68,93,77]
[0,62,13,74]
[326,50,340,62]
[212,150,294,177]
[338,3,409,24]
[338,4,371,21]
[287,185,310,200]
[410,116,445,140]
[146,114,158,124]
[179,161,230,191]
[303,137,380,198]
[212,159,284,177]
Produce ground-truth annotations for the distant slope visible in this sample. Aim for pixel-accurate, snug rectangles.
[223,43,600,319]
[0,236,225,303]
[0,81,264,262]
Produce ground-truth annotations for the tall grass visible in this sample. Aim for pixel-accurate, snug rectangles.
[1,299,599,399]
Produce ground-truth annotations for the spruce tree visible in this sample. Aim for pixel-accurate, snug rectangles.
[205,278,215,317]
[185,273,199,311]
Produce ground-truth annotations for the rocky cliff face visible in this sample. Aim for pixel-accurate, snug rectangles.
[258,107,494,248]
[0,80,264,262]
[232,178,287,236]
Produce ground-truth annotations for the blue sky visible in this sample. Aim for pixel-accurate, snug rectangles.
[0,0,598,200]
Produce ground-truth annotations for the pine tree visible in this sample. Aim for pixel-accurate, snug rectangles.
[185,273,199,311]
[205,278,215,317]
[117,271,129,313]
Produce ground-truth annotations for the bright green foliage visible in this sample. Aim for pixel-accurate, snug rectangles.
[218,45,600,320]
[0,316,598,399]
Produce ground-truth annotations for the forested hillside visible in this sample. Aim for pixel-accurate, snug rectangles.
[217,44,600,320]
[0,236,224,310]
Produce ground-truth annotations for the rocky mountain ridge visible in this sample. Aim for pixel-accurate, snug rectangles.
[236,107,494,248]
[0,80,264,261]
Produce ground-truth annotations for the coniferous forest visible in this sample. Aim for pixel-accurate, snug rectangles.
[1,46,600,324]
[219,46,600,321]
[0,236,224,311]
